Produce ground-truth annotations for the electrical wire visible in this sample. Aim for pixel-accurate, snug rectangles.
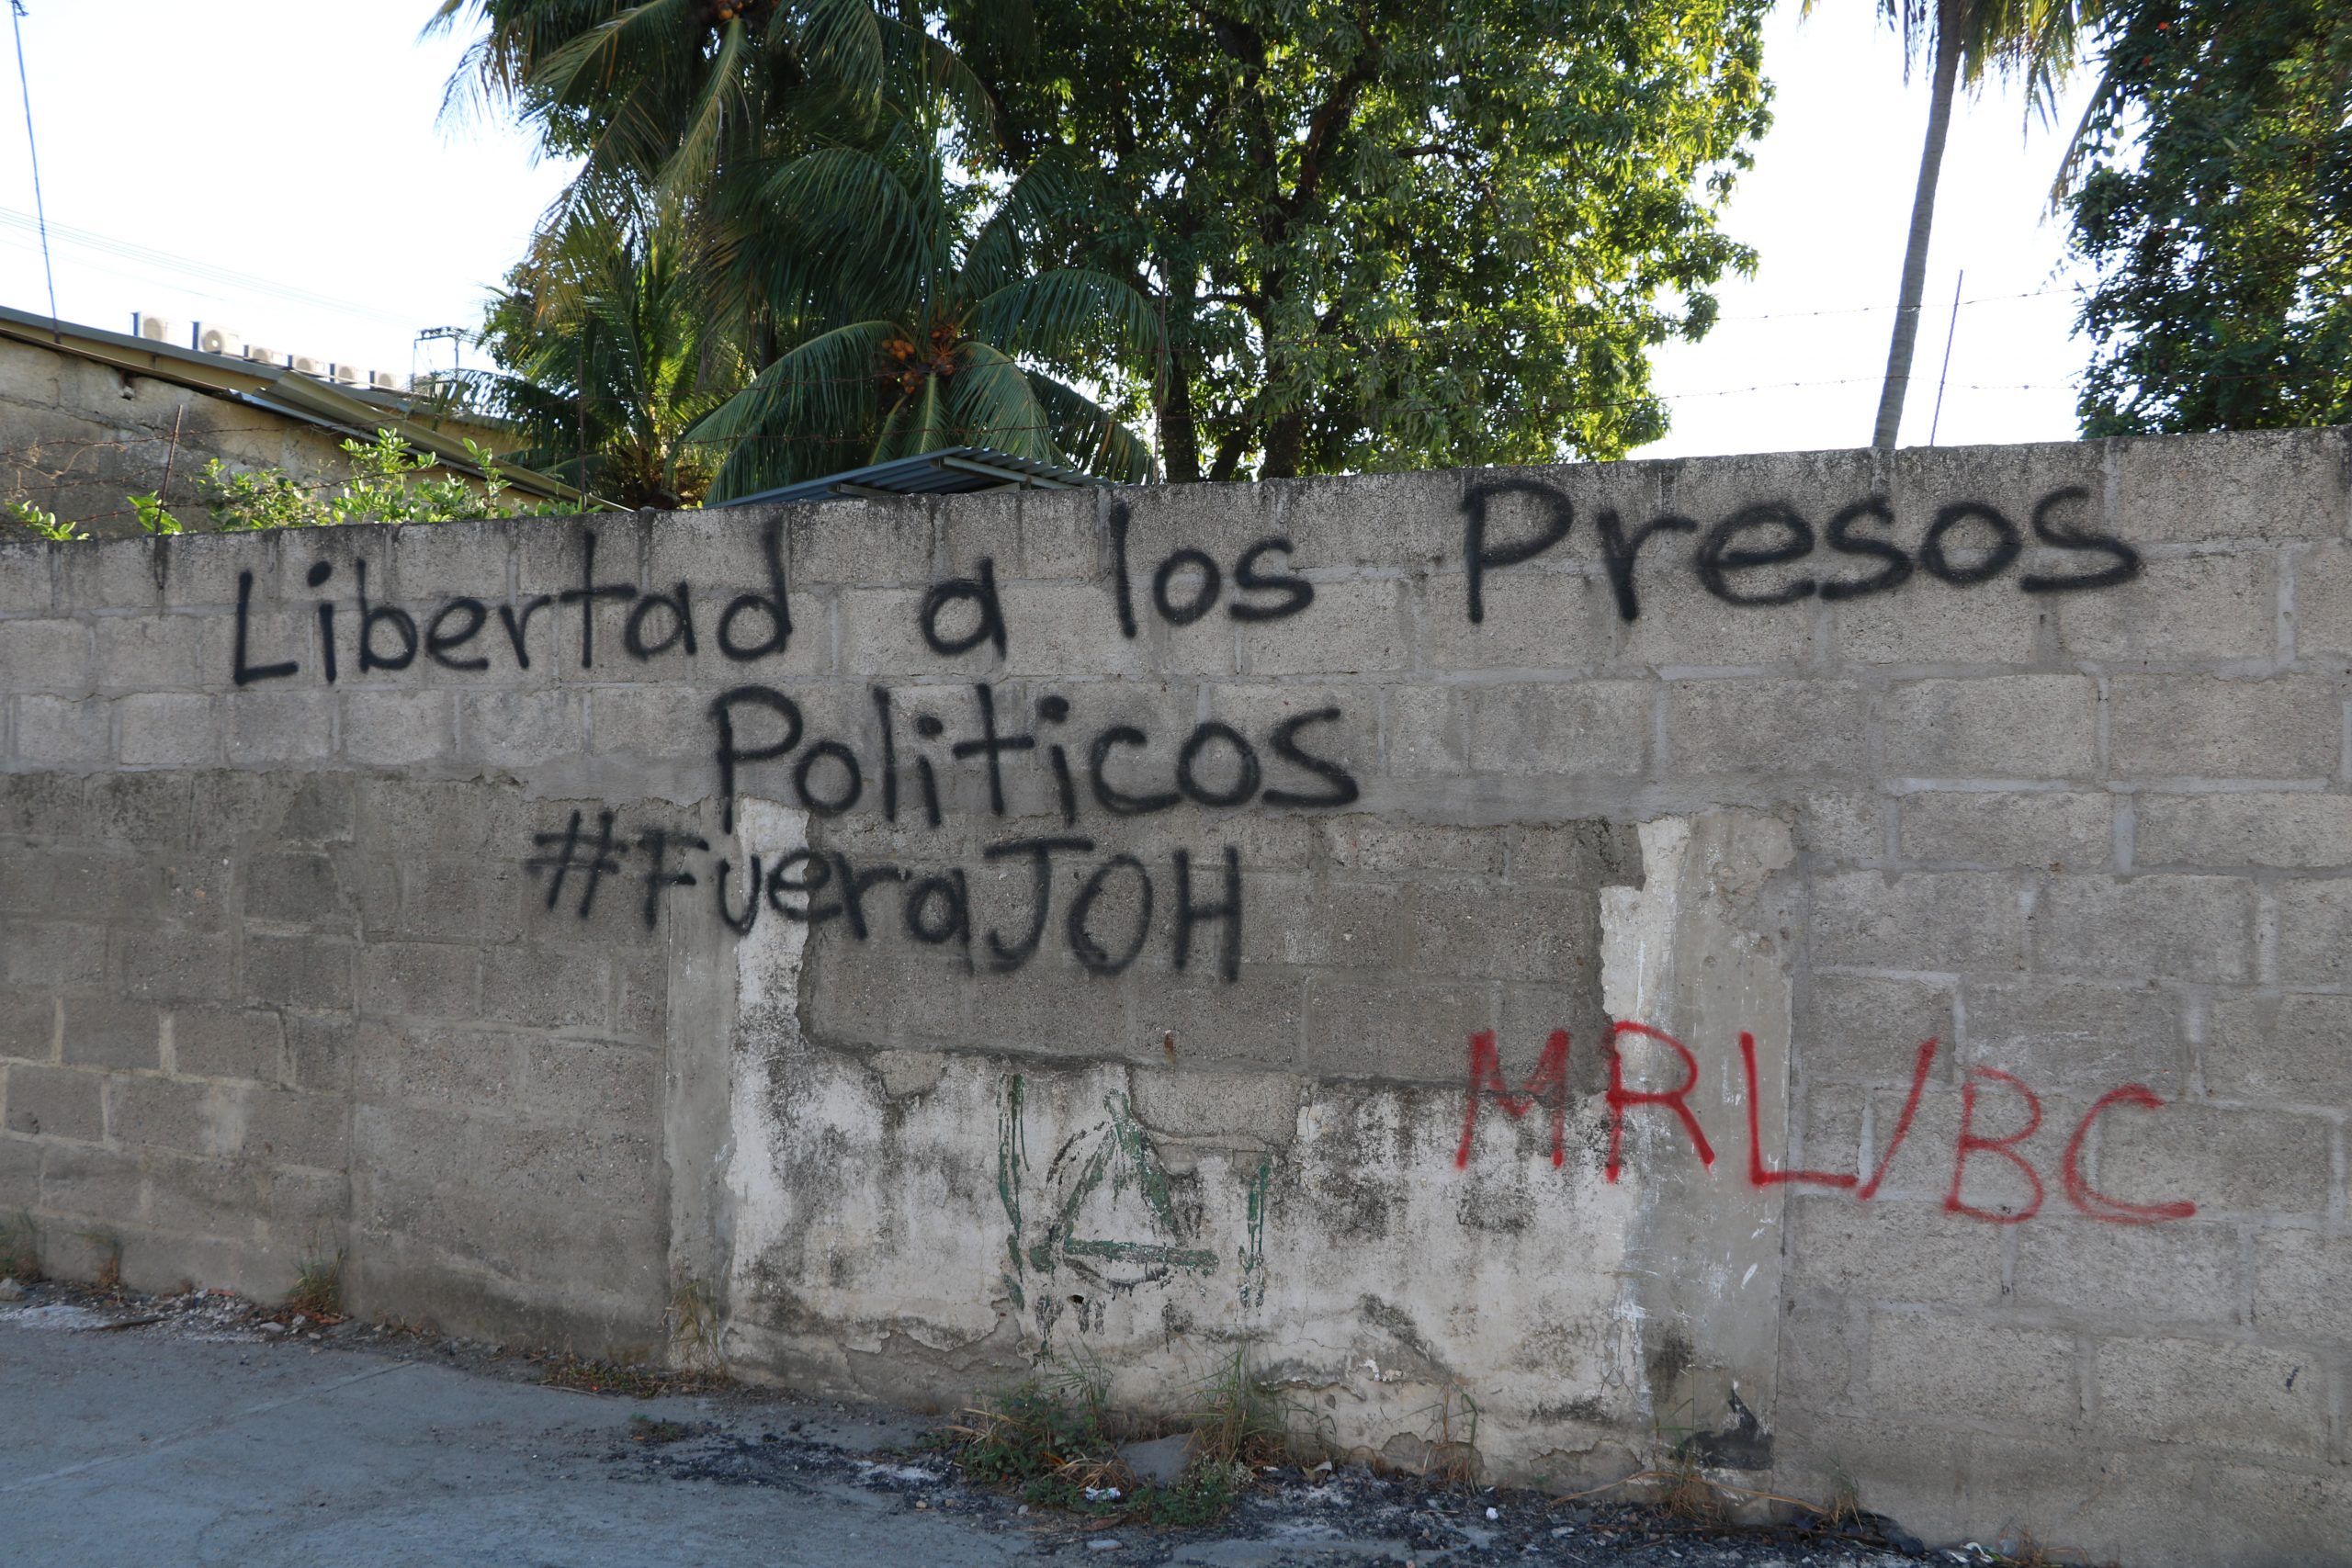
[7,1,56,339]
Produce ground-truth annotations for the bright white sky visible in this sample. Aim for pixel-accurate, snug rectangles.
[0,0,2095,457]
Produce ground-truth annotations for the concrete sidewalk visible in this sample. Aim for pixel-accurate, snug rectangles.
[0,1307,1033,1568]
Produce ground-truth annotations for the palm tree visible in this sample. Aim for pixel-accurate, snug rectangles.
[692,123,1160,499]
[1829,0,2093,449]
[455,197,750,508]
[425,0,976,204]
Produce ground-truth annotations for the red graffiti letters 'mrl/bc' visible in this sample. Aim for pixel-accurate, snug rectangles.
[1456,1027,2197,1226]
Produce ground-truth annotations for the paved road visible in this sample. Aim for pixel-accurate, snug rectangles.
[0,1304,1033,1568]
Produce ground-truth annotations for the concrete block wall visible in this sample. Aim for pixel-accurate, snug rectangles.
[3,425,2349,1564]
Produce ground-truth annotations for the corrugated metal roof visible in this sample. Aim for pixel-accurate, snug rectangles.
[0,302,604,507]
[711,446,1113,507]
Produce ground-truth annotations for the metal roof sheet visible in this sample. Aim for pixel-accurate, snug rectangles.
[711,446,1113,507]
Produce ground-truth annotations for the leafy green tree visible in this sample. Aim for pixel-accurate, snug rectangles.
[945,0,1774,479]
[691,122,1159,498]
[1820,0,2096,450]
[460,198,749,508]
[2065,0,2352,434]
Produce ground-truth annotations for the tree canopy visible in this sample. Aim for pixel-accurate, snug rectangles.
[2065,0,2352,435]
[435,0,1777,490]
[948,0,1773,479]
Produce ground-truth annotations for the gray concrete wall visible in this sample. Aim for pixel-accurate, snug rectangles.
[3,426,2350,1563]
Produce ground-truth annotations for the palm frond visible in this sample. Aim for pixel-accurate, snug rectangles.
[970,268,1162,367]
[944,342,1063,464]
[1030,370,1158,482]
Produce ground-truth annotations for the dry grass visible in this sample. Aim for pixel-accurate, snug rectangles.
[665,1280,724,1374]
[283,1250,345,1323]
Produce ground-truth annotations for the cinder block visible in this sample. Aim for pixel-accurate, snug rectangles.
[2290,539,2352,660]
[2204,990,2352,1105]
[0,537,54,612]
[1617,567,1816,670]
[356,778,525,858]
[94,612,230,691]
[0,1134,37,1206]
[788,497,933,586]
[285,1014,366,1093]
[56,540,164,609]
[1328,819,1503,877]
[1797,789,1888,863]
[1302,974,1493,1082]
[15,695,110,765]
[241,1088,350,1169]
[1422,569,1612,673]
[225,691,335,766]
[1864,1314,2080,1424]
[2107,676,2339,779]
[1382,683,1463,777]
[1505,819,1637,884]
[2202,1466,2352,1567]
[2,919,104,989]
[2011,1218,2240,1324]
[457,689,582,769]
[142,1151,268,1237]
[357,942,480,1021]
[515,1036,662,1128]
[1833,582,2046,667]
[2,1063,103,1140]
[117,692,219,767]
[0,771,85,838]
[0,987,55,1063]
[1387,874,1593,983]
[1464,681,1652,776]
[2097,1337,2327,1458]
[2134,790,2352,868]
[242,934,356,1012]
[1961,976,2185,1093]
[1239,579,1409,676]
[1898,789,2112,869]
[39,1142,143,1219]
[1125,978,1306,1071]
[1273,466,1468,573]
[2250,1229,2352,1346]
[2031,874,2255,983]
[1787,1197,2004,1306]
[355,1022,522,1110]
[389,518,512,602]
[340,691,451,766]
[1665,678,1865,773]
[84,772,191,845]
[1882,676,2099,779]
[156,530,272,609]
[999,579,1155,679]
[2271,878,2352,985]
[609,952,665,1043]
[107,1075,228,1156]
[172,1007,285,1083]
[393,857,524,944]
[2055,550,2278,663]
[118,931,239,1004]
[1013,488,1102,580]
[58,994,157,1069]
[2114,426,2349,543]
[1813,870,2025,972]
[0,618,92,694]
[480,943,605,1032]
[2097,1104,2331,1217]
[1798,972,1955,1081]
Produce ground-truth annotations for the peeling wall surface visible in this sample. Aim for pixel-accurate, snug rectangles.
[5,428,2352,1564]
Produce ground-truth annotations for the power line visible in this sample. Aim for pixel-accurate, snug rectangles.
[7,1,56,339]
[0,207,431,331]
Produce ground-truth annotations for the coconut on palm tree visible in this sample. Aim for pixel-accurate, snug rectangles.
[691,122,1160,499]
